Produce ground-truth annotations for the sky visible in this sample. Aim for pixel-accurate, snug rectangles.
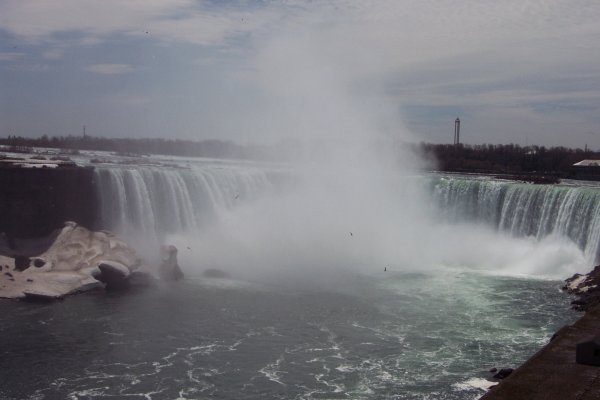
[1,0,600,148]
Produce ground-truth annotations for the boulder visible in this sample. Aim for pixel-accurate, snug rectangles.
[158,245,184,281]
[32,258,46,268]
[97,261,131,291]
[493,368,514,380]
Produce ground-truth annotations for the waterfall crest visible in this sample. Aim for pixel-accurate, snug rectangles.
[94,165,600,264]
[94,164,275,239]
[432,176,600,262]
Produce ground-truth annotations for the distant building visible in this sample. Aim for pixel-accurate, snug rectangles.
[570,160,600,181]
[573,160,600,167]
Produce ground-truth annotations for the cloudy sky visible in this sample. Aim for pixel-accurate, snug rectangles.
[1,0,600,148]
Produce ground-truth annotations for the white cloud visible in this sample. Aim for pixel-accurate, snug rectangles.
[0,51,24,61]
[0,0,185,42]
[7,63,49,72]
[1,1,599,76]
[1,0,600,146]
[101,93,153,107]
[86,63,134,74]
[42,48,65,60]
[0,0,278,47]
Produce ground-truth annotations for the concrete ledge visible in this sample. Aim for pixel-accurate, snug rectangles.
[480,305,600,400]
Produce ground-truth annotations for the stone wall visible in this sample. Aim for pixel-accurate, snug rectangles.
[0,166,98,238]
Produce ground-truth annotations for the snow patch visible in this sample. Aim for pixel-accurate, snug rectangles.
[568,274,588,291]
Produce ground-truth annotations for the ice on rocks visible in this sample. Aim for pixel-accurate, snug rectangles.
[0,222,143,299]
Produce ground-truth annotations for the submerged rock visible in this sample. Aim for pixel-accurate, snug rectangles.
[492,368,514,380]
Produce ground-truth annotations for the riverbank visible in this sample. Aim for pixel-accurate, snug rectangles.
[480,268,600,400]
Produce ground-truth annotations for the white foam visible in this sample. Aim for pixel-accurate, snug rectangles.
[453,377,496,391]
[335,364,354,372]
[259,356,286,386]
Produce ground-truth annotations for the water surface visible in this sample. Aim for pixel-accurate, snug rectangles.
[0,267,577,399]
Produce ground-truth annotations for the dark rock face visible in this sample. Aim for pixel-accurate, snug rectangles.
[492,368,514,380]
[0,166,98,239]
[14,256,29,271]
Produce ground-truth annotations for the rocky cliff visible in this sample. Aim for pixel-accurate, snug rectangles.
[0,165,98,239]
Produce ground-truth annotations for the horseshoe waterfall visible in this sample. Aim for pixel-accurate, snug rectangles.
[3,157,597,400]
[94,163,600,266]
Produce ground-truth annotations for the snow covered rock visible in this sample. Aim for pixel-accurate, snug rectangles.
[564,265,600,311]
[0,222,144,299]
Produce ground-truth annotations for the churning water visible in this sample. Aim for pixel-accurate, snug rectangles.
[0,155,592,399]
[0,267,577,400]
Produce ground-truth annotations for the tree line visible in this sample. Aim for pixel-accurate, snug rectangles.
[0,134,267,160]
[415,142,599,176]
[1,134,598,176]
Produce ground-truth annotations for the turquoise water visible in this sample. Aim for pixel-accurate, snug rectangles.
[0,266,578,399]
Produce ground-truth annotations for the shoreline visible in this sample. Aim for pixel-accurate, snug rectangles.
[480,266,600,399]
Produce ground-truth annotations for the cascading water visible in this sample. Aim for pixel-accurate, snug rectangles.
[431,175,600,263]
[95,164,600,265]
[94,163,277,240]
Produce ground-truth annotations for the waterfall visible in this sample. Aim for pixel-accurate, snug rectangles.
[94,163,276,239]
[432,175,600,262]
[94,163,600,264]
